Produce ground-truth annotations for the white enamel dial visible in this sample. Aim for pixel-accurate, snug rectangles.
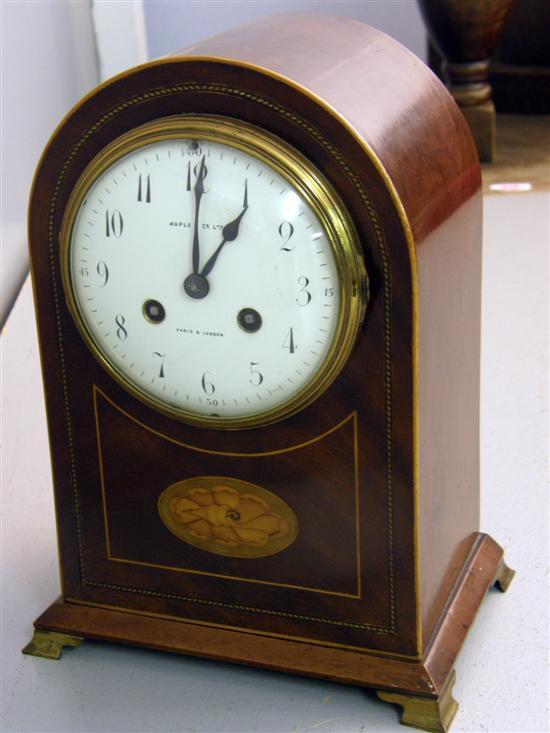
[65,121,362,427]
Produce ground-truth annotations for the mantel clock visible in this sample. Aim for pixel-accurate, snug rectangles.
[25,14,514,732]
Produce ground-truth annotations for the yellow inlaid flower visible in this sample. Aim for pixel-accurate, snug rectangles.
[168,485,290,548]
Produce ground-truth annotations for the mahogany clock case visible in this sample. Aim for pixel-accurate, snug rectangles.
[26,13,512,725]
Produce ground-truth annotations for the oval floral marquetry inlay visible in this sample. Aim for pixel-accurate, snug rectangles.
[158,477,299,558]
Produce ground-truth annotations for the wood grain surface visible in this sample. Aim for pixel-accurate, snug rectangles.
[33,534,505,699]
[27,13,488,700]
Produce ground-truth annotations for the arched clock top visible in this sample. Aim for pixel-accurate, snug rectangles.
[179,12,482,244]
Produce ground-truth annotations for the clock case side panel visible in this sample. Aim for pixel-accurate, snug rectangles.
[178,13,483,650]
[415,191,483,645]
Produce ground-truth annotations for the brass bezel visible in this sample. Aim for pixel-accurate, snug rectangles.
[60,115,367,429]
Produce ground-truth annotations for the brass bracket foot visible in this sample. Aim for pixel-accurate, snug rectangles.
[377,670,458,732]
[22,629,84,660]
[493,558,516,592]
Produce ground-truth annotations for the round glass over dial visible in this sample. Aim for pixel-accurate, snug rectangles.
[62,117,366,428]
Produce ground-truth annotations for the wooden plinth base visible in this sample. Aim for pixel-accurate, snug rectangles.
[23,534,513,732]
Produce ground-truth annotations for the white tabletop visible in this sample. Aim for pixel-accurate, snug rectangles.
[1,191,548,733]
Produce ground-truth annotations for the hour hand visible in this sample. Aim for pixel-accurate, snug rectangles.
[201,180,248,279]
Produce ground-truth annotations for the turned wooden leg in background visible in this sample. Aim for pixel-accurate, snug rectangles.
[418,0,518,162]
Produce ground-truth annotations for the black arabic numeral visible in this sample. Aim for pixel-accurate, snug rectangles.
[137,173,151,203]
[249,362,264,387]
[153,352,166,378]
[282,327,296,354]
[193,160,207,177]
[201,371,215,395]
[186,160,208,191]
[96,261,109,287]
[278,221,295,252]
[105,209,123,238]
[115,314,127,340]
[188,141,202,156]
[296,275,312,306]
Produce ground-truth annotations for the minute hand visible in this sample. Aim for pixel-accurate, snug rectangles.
[200,182,248,278]
[191,155,207,274]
